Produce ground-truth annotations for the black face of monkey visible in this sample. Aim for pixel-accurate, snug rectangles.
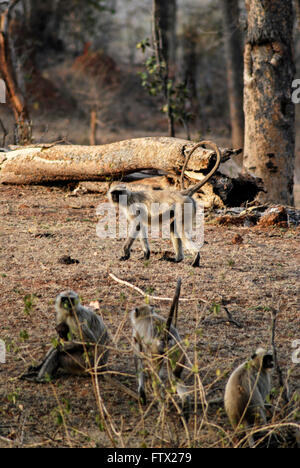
[251,351,274,370]
[110,189,126,203]
[110,188,129,208]
[61,296,76,312]
[263,354,273,369]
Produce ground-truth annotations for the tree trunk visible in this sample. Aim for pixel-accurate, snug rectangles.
[220,0,244,153]
[243,0,295,205]
[0,1,32,145]
[182,21,202,133]
[0,137,241,185]
[90,109,97,146]
[152,0,176,68]
[153,0,176,137]
[295,0,300,31]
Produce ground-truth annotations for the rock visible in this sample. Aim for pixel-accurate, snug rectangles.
[231,234,243,244]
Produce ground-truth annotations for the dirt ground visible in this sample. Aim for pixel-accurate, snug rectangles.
[0,184,299,448]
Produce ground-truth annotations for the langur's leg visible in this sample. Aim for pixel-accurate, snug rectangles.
[138,224,150,260]
[163,221,184,263]
[181,232,200,267]
[120,222,141,261]
[36,348,60,381]
[134,354,146,405]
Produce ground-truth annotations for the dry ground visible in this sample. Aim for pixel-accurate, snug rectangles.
[0,184,299,448]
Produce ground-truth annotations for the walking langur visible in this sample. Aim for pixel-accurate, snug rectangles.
[130,279,190,421]
[21,290,110,382]
[108,140,221,267]
[224,348,273,446]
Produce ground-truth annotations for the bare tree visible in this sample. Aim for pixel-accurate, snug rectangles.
[220,0,244,152]
[243,0,295,205]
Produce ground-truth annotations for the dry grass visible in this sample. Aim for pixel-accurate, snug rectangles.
[0,184,299,448]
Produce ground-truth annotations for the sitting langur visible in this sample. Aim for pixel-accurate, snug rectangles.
[108,140,221,267]
[130,278,190,420]
[22,290,109,382]
[224,348,273,446]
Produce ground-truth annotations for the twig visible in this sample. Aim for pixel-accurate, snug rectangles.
[104,375,139,401]
[202,304,243,329]
[0,435,13,445]
[40,138,72,150]
[223,305,243,329]
[207,396,223,405]
[108,272,206,303]
[51,383,73,448]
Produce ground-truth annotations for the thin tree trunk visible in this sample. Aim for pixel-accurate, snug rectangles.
[295,0,300,31]
[153,0,176,137]
[243,0,295,205]
[220,0,244,153]
[90,109,97,146]
[166,0,177,71]
[182,22,201,133]
[0,0,32,144]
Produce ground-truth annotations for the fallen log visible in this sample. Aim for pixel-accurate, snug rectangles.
[0,136,240,185]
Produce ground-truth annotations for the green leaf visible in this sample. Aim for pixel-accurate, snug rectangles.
[20,330,29,341]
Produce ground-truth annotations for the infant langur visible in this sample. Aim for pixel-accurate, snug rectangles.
[108,140,221,267]
[130,279,190,421]
[22,290,109,382]
[224,348,273,446]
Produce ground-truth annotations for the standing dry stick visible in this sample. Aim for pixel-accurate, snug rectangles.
[165,277,181,342]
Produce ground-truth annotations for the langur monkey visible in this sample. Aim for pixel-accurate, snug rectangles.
[22,290,109,381]
[224,348,273,447]
[108,140,221,267]
[130,278,190,421]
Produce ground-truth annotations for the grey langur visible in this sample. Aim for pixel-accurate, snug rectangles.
[130,279,190,421]
[22,290,109,381]
[108,141,221,267]
[224,347,273,446]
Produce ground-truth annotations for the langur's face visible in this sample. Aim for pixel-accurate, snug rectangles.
[263,354,273,369]
[109,187,128,206]
[57,291,79,314]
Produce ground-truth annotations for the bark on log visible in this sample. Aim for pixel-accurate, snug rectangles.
[0,136,241,185]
